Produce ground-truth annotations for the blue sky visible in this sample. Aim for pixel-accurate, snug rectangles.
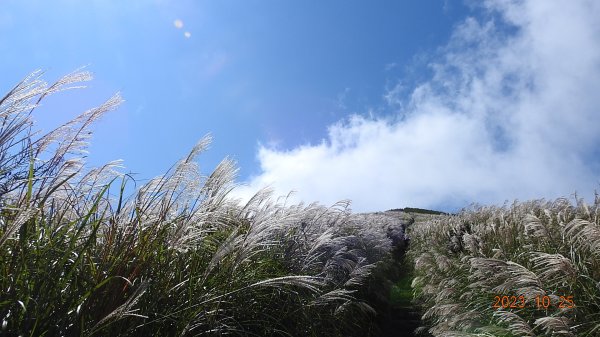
[1,1,599,212]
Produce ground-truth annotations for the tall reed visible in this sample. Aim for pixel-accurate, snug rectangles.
[0,70,394,336]
[409,197,600,336]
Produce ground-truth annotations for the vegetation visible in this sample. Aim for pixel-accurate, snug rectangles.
[388,208,449,216]
[3,70,597,337]
[0,70,404,336]
[408,198,600,336]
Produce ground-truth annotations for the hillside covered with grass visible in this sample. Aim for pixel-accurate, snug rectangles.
[1,71,598,337]
[408,198,600,336]
[0,71,419,336]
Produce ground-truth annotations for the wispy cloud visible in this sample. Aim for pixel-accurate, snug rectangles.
[233,0,600,212]
[336,87,350,110]
[384,62,397,71]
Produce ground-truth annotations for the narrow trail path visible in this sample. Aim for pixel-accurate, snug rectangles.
[377,256,421,337]
[360,211,422,337]
[381,305,421,336]
[370,210,437,337]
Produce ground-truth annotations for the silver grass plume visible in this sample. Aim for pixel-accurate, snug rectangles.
[493,310,535,337]
[564,218,600,258]
[534,316,575,337]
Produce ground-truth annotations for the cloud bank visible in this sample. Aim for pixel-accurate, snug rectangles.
[234,0,600,212]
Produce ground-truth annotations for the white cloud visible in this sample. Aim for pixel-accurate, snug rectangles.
[233,0,600,212]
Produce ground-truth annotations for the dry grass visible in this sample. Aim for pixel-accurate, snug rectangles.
[0,71,401,336]
[408,197,600,336]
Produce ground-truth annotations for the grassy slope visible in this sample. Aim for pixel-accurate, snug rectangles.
[407,200,600,337]
[4,70,597,337]
[0,71,406,337]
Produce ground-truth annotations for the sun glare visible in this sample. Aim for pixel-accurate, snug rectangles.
[173,19,183,29]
